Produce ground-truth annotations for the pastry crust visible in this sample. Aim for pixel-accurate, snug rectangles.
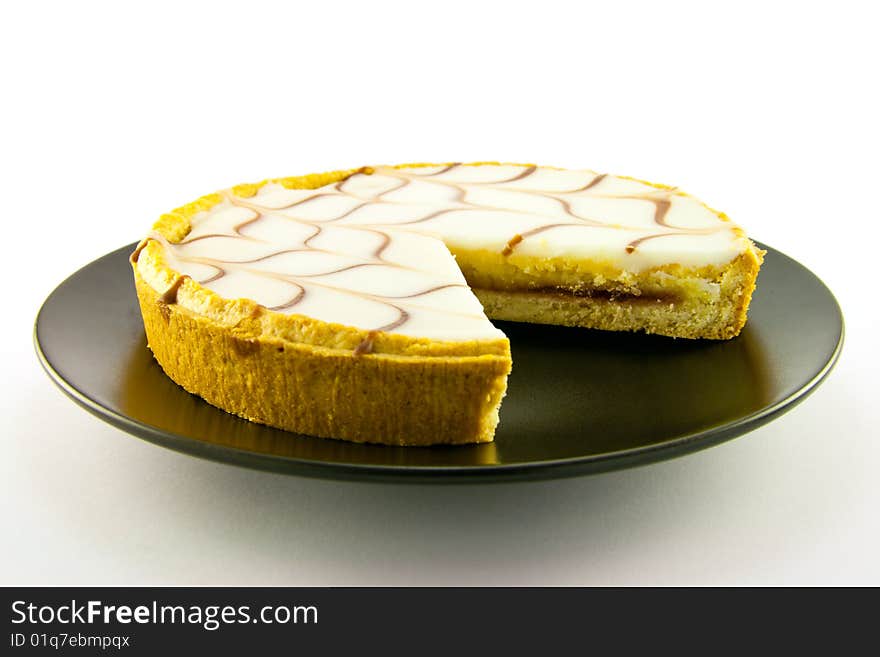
[133,270,511,445]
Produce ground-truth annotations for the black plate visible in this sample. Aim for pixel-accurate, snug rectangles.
[35,242,843,482]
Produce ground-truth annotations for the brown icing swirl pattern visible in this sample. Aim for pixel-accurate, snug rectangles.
[144,163,749,340]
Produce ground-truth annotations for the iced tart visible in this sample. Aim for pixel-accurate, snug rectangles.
[131,162,764,445]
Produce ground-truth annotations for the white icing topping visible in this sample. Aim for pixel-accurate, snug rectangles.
[149,164,752,341]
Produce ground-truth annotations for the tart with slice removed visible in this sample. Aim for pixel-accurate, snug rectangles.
[131,162,764,445]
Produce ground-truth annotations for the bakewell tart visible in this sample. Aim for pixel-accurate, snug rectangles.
[131,162,764,446]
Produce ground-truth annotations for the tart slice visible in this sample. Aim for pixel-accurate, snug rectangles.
[131,162,763,445]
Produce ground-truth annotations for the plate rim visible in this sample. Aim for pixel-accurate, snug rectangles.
[33,241,845,483]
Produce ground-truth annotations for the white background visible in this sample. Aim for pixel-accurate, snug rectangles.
[2,1,877,585]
